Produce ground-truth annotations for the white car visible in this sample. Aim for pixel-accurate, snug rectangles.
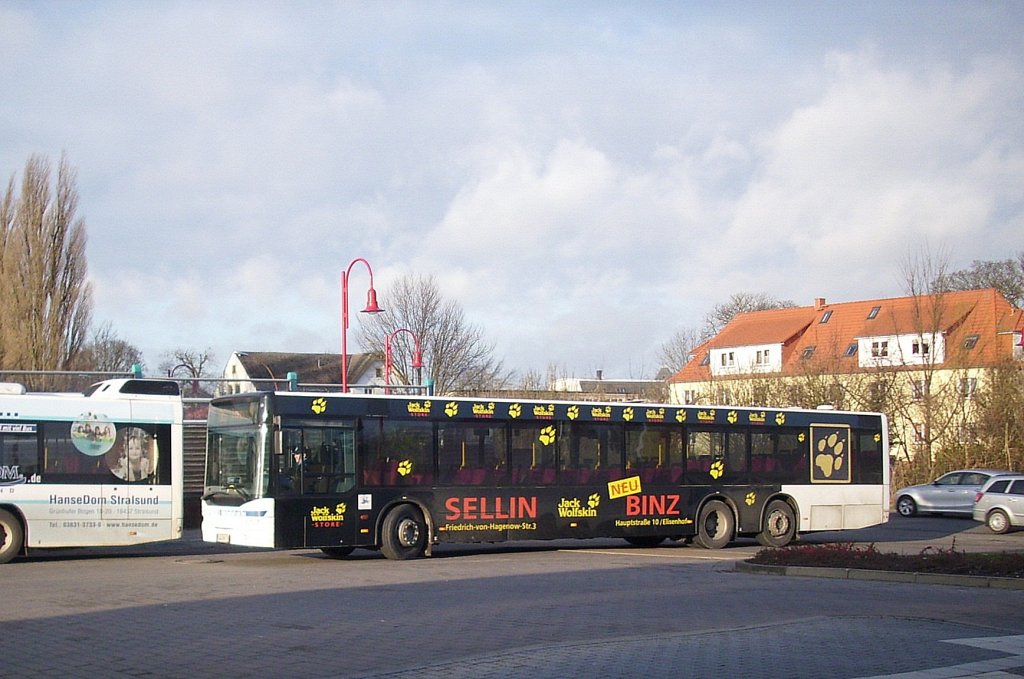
[972,474,1024,533]
[894,469,1010,517]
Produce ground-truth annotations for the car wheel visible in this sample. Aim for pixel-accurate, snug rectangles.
[986,509,1011,534]
[895,496,917,517]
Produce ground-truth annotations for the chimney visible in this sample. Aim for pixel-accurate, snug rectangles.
[596,369,603,380]
[814,297,826,310]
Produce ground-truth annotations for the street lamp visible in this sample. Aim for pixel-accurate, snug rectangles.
[341,258,383,392]
[384,328,423,394]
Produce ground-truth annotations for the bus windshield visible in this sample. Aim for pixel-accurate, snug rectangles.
[204,395,270,504]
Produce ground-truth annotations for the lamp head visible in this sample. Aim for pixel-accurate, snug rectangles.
[362,288,383,314]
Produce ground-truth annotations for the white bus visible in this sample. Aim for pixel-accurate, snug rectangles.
[0,378,184,563]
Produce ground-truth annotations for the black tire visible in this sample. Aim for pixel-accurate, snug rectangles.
[986,509,1011,534]
[624,536,667,548]
[380,505,427,560]
[694,499,734,550]
[756,500,797,548]
[320,546,355,558]
[895,496,917,517]
[0,508,24,564]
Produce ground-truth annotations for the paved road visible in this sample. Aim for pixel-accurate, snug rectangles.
[1,515,1022,678]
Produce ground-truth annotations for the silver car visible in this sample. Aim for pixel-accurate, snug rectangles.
[972,474,1024,533]
[894,469,1010,517]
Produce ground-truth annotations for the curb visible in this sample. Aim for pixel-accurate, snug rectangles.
[734,560,1024,589]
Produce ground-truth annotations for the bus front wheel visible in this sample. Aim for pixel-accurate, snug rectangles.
[380,505,427,560]
[756,500,796,548]
[0,508,24,564]
[695,500,734,550]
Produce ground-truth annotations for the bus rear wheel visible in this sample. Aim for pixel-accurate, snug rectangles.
[380,505,427,560]
[756,500,796,548]
[0,508,24,564]
[695,500,734,550]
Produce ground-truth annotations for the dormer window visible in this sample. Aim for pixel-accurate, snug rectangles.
[963,335,979,350]
[912,340,930,356]
[871,340,888,357]
[867,306,881,320]
[700,354,710,366]
[820,310,832,323]
[802,346,816,359]
[844,343,858,357]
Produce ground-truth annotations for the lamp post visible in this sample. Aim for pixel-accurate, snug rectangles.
[384,328,423,394]
[341,258,383,392]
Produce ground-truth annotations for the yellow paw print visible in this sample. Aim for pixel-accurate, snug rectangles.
[587,493,601,509]
[815,433,845,478]
[745,492,756,506]
[444,401,459,417]
[311,398,327,414]
[775,412,786,425]
[709,460,724,479]
[397,460,413,476]
[539,425,557,446]
[675,410,686,422]
[336,503,347,514]
[567,405,579,420]
[798,432,806,443]
[727,411,738,424]
[623,407,634,422]
[509,403,522,418]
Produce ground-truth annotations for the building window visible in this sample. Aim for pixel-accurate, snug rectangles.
[871,340,889,357]
[700,354,710,367]
[683,390,697,405]
[867,306,881,320]
[963,335,979,350]
[912,340,930,356]
[960,378,977,398]
[820,310,832,324]
[755,349,770,365]
[802,346,816,360]
[720,352,735,368]
[912,379,928,401]
[844,343,858,357]
[912,422,927,444]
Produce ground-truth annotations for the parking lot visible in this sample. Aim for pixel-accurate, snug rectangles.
[2,515,1022,678]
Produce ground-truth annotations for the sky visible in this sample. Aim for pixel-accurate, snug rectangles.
[2,1,1022,381]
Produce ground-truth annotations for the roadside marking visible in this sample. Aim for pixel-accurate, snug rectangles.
[559,548,744,562]
[857,635,1024,679]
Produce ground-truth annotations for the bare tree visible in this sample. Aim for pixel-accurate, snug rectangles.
[159,348,217,397]
[658,326,702,375]
[357,273,513,394]
[933,253,1024,307]
[0,153,92,373]
[73,322,144,372]
[700,292,795,342]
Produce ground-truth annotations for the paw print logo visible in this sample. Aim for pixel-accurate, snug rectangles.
[336,503,347,514]
[622,407,634,422]
[727,410,738,424]
[567,405,579,420]
[587,493,601,509]
[798,432,806,443]
[675,410,686,423]
[745,492,756,506]
[539,425,557,446]
[874,433,881,443]
[397,460,413,476]
[444,401,459,417]
[775,412,786,425]
[311,398,327,414]
[509,403,522,418]
[814,432,846,479]
[709,460,724,479]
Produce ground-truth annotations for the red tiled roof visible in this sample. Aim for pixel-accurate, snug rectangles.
[669,288,1023,384]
